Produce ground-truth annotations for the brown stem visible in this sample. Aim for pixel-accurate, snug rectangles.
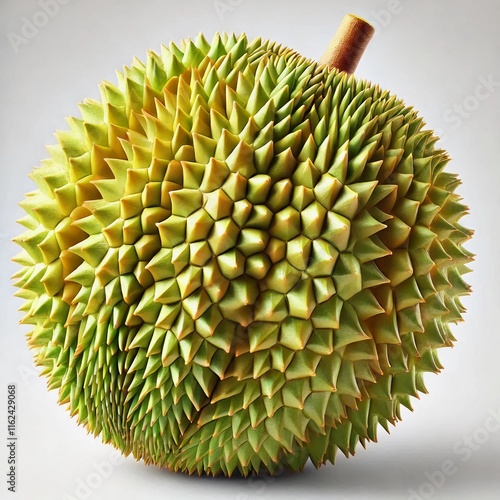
[319,14,375,74]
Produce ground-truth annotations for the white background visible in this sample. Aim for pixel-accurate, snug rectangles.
[1,1,499,499]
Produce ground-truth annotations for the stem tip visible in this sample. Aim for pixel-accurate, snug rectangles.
[319,14,375,74]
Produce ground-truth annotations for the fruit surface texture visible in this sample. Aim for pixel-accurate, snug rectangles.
[13,33,473,476]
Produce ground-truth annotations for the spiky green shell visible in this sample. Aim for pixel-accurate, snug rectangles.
[13,33,473,477]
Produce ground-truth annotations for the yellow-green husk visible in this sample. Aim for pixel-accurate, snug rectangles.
[13,33,473,477]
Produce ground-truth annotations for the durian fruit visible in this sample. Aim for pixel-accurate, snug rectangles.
[13,14,473,477]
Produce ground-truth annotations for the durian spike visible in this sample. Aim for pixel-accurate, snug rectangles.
[319,14,375,74]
